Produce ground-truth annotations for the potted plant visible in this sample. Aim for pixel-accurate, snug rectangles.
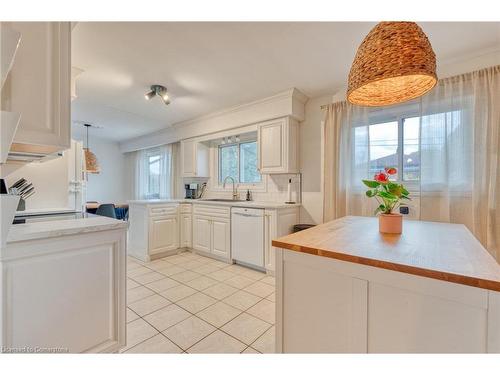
[362,167,410,234]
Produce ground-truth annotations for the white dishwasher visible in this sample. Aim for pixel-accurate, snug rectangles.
[231,207,265,269]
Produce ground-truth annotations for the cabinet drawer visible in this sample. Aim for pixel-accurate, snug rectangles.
[179,203,192,214]
[193,204,230,219]
[149,204,179,217]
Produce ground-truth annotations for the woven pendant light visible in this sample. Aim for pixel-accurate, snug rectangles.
[347,22,437,107]
[83,124,100,174]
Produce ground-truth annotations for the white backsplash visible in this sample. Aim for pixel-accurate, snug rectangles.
[184,174,301,203]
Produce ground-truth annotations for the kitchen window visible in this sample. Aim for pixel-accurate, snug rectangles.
[145,151,162,199]
[218,141,261,184]
[353,109,468,189]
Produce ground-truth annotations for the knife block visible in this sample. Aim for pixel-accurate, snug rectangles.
[16,198,25,211]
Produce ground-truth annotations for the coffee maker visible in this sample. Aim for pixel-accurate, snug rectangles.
[184,183,199,199]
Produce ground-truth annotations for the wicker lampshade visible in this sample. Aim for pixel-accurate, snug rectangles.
[84,148,100,174]
[347,22,437,107]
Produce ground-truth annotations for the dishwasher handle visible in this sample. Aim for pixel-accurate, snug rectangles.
[232,212,263,218]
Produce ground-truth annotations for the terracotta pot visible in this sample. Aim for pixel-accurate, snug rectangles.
[379,213,402,234]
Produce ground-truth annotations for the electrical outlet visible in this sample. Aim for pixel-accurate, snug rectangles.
[399,206,409,215]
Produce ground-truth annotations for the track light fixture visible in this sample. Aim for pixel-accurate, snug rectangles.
[144,85,171,105]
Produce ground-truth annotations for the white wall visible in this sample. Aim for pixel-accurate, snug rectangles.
[72,133,127,204]
[85,138,126,204]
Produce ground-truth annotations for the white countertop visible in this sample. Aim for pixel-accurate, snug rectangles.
[128,198,301,209]
[6,215,128,244]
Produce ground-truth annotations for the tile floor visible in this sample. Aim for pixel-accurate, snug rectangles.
[123,251,276,353]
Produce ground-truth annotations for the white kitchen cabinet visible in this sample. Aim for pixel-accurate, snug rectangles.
[149,215,178,255]
[180,213,193,248]
[180,139,209,178]
[1,22,71,155]
[211,218,230,258]
[264,206,299,274]
[128,202,180,262]
[193,216,211,254]
[192,204,231,261]
[257,116,299,174]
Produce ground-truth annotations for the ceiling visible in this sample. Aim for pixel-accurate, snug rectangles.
[71,22,500,142]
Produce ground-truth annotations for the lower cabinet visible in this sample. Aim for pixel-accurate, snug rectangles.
[193,216,211,254]
[211,218,230,258]
[149,215,178,255]
[179,213,193,248]
[192,204,231,260]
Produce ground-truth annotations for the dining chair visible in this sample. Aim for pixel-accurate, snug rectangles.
[95,203,117,219]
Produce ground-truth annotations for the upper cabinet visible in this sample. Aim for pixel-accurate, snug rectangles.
[257,116,299,174]
[1,22,71,156]
[180,139,209,178]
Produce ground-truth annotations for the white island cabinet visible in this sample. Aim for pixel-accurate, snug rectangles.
[128,200,185,262]
[1,216,127,353]
[273,216,500,353]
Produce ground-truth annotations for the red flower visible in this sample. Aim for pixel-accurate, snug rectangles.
[374,172,389,183]
[385,167,397,175]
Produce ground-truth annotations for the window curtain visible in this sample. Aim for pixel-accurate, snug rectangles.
[133,144,175,200]
[323,65,500,260]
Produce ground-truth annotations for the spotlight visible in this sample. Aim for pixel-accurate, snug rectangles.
[144,85,171,106]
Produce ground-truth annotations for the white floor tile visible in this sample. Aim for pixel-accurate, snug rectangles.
[145,277,181,293]
[163,315,216,350]
[127,285,155,304]
[251,326,275,353]
[222,290,262,311]
[243,281,275,298]
[170,270,201,283]
[127,308,140,323]
[127,279,140,290]
[160,284,197,302]
[260,276,276,286]
[196,302,241,328]
[125,334,182,353]
[221,313,271,345]
[157,265,186,277]
[187,330,246,353]
[176,292,217,314]
[128,266,153,278]
[207,269,234,282]
[184,275,219,291]
[128,294,172,317]
[224,275,255,289]
[203,283,238,300]
[131,271,165,285]
[246,299,275,324]
[124,319,158,351]
[143,304,191,331]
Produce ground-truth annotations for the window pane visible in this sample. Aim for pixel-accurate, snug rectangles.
[368,121,398,178]
[239,142,261,183]
[148,154,161,199]
[219,145,238,183]
[403,117,420,181]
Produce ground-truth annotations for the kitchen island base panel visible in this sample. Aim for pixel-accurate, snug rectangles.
[1,228,127,353]
[276,248,500,353]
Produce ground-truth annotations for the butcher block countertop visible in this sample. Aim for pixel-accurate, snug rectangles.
[272,216,500,292]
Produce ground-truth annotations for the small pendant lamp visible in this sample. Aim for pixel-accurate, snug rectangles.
[347,22,437,107]
[83,124,100,174]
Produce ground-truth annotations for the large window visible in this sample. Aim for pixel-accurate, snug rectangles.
[218,141,261,184]
[353,110,465,186]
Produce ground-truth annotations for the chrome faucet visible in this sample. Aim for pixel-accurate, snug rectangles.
[223,176,238,200]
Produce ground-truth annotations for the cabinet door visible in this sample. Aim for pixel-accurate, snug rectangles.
[211,218,230,259]
[180,213,192,248]
[258,119,285,173]
[149,215,178,255]
[181,139,196,177]
[2,22,71,152]
[193,215,211,254]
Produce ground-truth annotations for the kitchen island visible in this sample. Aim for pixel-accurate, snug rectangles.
[1,215,127,353]
[272,216,500,353]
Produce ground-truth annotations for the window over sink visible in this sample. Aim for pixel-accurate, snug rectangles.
[218,141,261,184]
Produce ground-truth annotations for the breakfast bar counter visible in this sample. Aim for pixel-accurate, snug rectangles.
[272,216,500,353]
